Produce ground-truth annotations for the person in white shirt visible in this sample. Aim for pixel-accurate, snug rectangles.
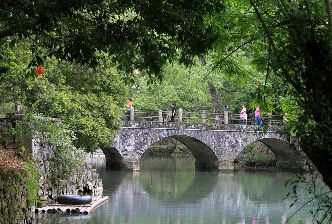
[240,104,247,125]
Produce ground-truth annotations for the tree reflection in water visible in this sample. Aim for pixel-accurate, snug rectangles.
[39,157,315,224]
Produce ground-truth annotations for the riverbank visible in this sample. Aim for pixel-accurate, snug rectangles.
[0,118,105,223]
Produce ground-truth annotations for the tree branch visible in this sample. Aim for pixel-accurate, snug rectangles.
[210,36,259,71]
[202,36,258,81]
[285,190,332,223]
[248,0,276,50]
[303,0,316,42]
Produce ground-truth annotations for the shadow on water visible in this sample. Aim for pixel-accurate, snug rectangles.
[85,155,130,196]
[139,157,218,203]
[173,171,218,203]
[100,170,130,195]
[36,214,91,224]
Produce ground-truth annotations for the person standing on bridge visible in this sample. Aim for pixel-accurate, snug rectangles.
[240,104,247,125]
[170,103,177,122]
[255,106,262,127]
[126,98,134,121]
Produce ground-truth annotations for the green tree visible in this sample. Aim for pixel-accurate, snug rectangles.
[249,0,332,190]
[0,0,223,75]
[132,55,265,123]
[203,2,332,222]
[206,0,332,190]
[0,40,127,151]
[0,0,225,150]
[133,63,211,110]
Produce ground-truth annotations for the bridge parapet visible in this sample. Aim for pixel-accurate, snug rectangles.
[122,121,282,132]
[124,108,285,127]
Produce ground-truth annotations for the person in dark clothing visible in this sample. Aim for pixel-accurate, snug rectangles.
[170,103,177,122]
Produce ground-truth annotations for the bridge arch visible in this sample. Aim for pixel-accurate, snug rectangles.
[257,138,303,169]
[234,138,303,170]
[101,147,124,170]
[142,135,219,170]
[111,127,305,171]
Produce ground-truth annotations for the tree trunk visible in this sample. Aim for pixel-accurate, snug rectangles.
[208,82,221,113]
[198,55,221,113]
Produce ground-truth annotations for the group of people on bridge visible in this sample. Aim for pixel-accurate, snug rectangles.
[239,105,264,126]
[125,98,287,126]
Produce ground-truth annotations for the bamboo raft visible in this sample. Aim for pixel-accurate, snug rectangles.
[35,196,109,215]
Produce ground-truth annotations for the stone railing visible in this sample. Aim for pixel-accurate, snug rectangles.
[123,108,285,128]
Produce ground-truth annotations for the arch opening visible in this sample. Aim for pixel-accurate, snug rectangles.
[142,135,219,170]
[142,137,193,159]
[101,147,124,170]
[235,138,305,170]
[234,141,276,169]
[258,138,304,170]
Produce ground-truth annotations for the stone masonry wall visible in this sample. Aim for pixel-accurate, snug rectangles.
[0,172,34,224]
[0,119,104,223]
[32,138,103,204]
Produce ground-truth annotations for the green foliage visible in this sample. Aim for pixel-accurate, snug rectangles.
[33,90,119,150]
[132,63,211,110]
[0,40,127,151]
[207,0,332,221]
[14,114,84,183]
[132,57,265,117]
[0,0,223,76]
[238,0,332,191]
[240,144,274,167]
[24,161,39,207]
[0,40,32,107]
[242,154,272,166]
[0,0,225,151]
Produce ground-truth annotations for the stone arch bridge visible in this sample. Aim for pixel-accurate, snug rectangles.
[102,123,303,171]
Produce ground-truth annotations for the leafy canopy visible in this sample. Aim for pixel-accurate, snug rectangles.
[0,40,127,151]
[0,0,223,75]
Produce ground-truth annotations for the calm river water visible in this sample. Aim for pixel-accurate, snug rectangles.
[40,157,316,224]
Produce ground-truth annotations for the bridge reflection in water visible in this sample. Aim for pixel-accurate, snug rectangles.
[41,157,314,224]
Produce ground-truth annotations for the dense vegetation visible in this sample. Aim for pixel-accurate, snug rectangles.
[214,0,332,191]
[131,1,332,221]
[1,0,332,221]
[0,0,222,150]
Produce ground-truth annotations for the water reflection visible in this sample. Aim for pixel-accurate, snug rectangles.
[38,157,315,224]
[139,157,218,203]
